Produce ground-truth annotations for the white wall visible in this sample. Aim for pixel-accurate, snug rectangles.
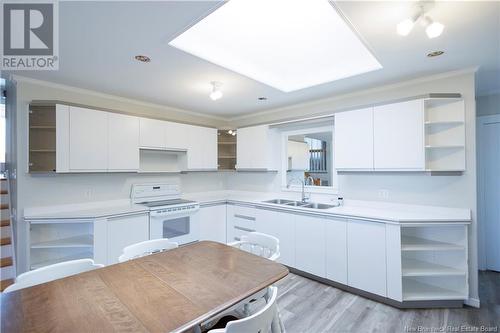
[10,77,227,273]
[476,92,500,117]
[227,70,479,303]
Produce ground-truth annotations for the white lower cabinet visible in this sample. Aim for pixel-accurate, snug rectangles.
[255,209,296,267]
[295,215,326,277]
[198,205,227,244]
[226,205,257,243]
[94,213,149,265]
[347,219,387,297]
[325,218,348,285]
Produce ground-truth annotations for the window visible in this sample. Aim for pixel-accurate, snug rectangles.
[282,124,337,193]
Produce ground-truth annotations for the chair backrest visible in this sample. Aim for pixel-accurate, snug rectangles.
[118,238,179,262]
[222,286,278,333]
[3,259,103,293]
[234,232,280,261]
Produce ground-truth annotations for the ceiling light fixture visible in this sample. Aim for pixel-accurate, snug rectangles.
[209,81,223,101]
[427,50,444,57]
[169,0,381,92]
[397,2,444,39]
[258,97,267,101]
[134,55,151,63]
[228,130,233,134]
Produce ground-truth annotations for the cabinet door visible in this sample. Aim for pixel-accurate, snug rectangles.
[373,100,425,170]
[165,121,188,150]
[226,205,257,243]
[347,220,387,297]
[199,205,227,243]
[106,213,149,265]
[186,125,218,170]
[334,107,374,170]
[139,118,165,149]
[255,209,296,267]
[69,106,108,171]
[108,113,139,171]
[326,218,348,284]
[295,215,326,277]
[236,125,270,170]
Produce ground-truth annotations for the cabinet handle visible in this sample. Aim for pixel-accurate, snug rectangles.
[234,226,255,232]
[234,214,256,221]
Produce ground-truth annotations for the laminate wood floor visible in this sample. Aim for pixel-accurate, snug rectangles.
[273,271,500,333]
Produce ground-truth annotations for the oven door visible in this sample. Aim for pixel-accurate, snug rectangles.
[149,213,199,245]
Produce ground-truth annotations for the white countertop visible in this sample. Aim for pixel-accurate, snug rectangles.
[24,191,471,223]
[24,199,148,220]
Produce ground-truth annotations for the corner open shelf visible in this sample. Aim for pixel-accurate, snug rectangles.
[28,104,57,173]
[424,97,465,172]
[218,130,236,170]
[400,224,468,302]
[29,221,94,270]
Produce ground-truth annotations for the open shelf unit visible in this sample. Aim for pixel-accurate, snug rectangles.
[424,98,465,171]
[400,224,468,302]
[29,104,57,173]
[217,130,236,170]
[29,221,94,270]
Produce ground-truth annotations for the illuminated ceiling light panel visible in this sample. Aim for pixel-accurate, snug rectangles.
[169,0,382,92]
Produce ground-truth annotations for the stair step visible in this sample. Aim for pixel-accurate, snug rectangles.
[0,204,9,210]
[0,220,9,227]
[0,190,7,195]
[0,278,14,292]
[0,257,13,268]
[0,237,11,246]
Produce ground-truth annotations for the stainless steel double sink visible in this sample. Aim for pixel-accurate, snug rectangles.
[263,199,336,210]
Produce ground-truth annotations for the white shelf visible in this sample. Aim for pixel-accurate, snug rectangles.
[401,236,465,252]
[403,279,467,301]
[424,121,464,126]
[402,258,466,277]
[30,250,93,270]
[425,145,464,149]
[31,235,93,249]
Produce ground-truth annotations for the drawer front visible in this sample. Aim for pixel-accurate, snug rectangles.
[229,205,256,230]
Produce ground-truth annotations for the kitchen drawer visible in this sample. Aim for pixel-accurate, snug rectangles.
[228,205,257,230]
[231,225,255,242]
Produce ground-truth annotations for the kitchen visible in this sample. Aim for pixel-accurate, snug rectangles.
[1,1,499,332]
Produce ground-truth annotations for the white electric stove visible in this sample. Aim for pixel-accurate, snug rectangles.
[131,183,200,245]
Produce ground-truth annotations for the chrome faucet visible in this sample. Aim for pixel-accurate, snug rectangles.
[287,178,310,203]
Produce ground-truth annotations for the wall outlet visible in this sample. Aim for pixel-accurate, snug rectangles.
[378,189,390,200]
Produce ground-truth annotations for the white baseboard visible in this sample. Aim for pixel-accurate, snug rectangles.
[465,297,480,308]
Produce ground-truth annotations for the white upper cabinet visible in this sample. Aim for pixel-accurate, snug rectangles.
[373,100,425,170]
[108,113,140,171]
[185,125,218,170]
[236,125,279,170]
[165,121,188,150]
[139,118,166,149]
[69,106,108,171]
[334,107,374,170]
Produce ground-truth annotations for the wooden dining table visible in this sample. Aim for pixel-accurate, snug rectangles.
[1,241,289,333]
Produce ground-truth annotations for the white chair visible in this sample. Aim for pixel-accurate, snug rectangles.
[229,232,280,261]
[3,258,103,293]
[118,238,178,262]
[208,287,281,333]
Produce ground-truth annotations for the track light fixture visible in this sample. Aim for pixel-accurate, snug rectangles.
[397,2,444,39]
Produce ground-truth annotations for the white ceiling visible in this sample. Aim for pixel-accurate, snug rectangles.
[5,1,500,118]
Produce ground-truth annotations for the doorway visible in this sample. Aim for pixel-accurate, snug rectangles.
[478,114,500,272]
